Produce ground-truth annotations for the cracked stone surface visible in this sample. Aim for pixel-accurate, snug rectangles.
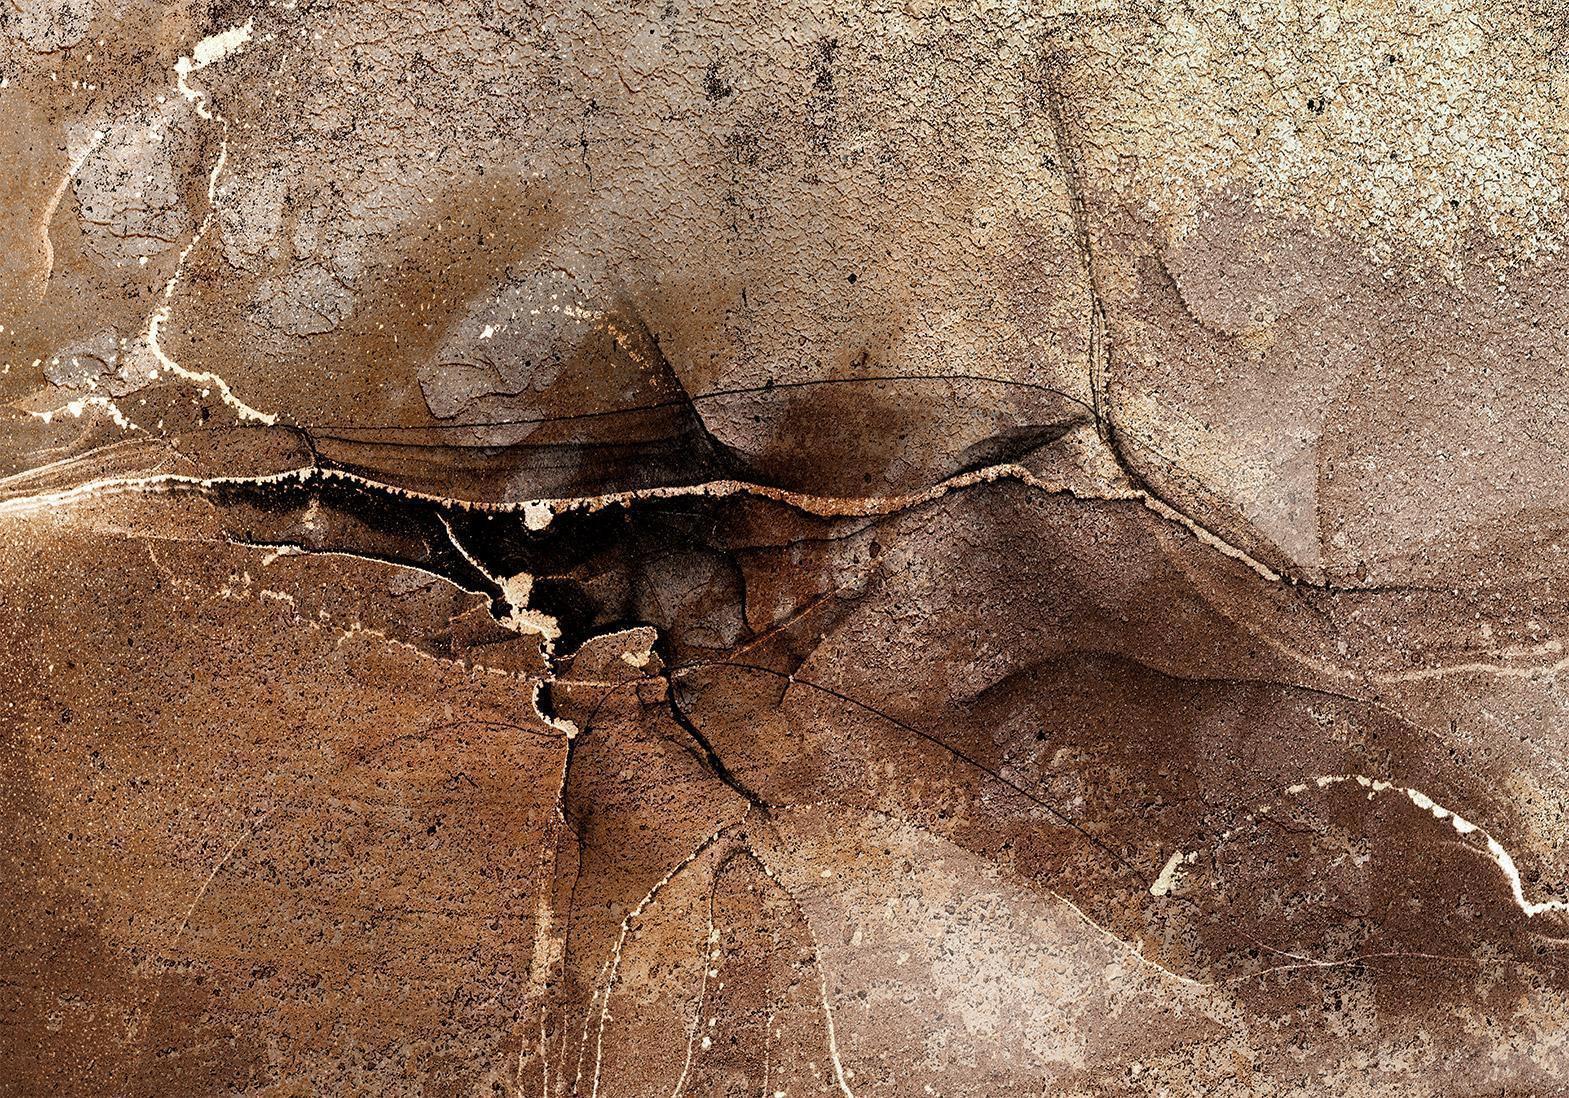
[5,1,1569,1094]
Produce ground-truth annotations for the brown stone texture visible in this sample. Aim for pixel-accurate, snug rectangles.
[6,0,1569,1094]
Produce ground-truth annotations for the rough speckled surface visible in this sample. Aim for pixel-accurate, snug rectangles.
[5,1,1569,1094]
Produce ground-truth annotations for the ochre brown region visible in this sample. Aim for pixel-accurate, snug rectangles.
[5,1,1569,1094]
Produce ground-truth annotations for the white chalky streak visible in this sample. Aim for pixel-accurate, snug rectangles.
[668,917,718,1097]
[150,20,279,427]
[38,128,106,289]
[30,396,138,431]
[530,680,579,740]
[815,969,856,1098]
[438,514,577,736]
[1372,651,1569,684]
[589,826,731,1098]
[128,803,275,1050]
[523,500,554,531]
[1049,889,1210,989]
[174,20,255,119]
[1290,775,1569,918]
[572,963,610,1098]
[743,844,859,1096]
[1149,850,1192,897]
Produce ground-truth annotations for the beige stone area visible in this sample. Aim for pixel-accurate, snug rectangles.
[5,0,1569,1094]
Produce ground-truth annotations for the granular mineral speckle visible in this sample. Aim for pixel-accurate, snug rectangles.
[5,1,1569,1094]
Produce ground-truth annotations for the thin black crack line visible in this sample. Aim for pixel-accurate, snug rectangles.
[667,682,773,817]
[1040,72,1108,439]
[1040,64,1311,587]
[673,670,1567,989]
[559,663,772,818]
[32,371,1090,441]
[725,570,879,665]
[970,647,1395,725]
[289,371,1097,434]
[671,659,1149,885]
[302,432,722,454]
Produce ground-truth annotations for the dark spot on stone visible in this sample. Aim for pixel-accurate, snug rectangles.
[703,61,733,101]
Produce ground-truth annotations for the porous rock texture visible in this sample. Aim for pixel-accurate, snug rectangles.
[5,1,1569,1094]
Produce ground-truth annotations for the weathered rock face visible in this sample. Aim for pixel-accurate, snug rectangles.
[6,0,1569,1094]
